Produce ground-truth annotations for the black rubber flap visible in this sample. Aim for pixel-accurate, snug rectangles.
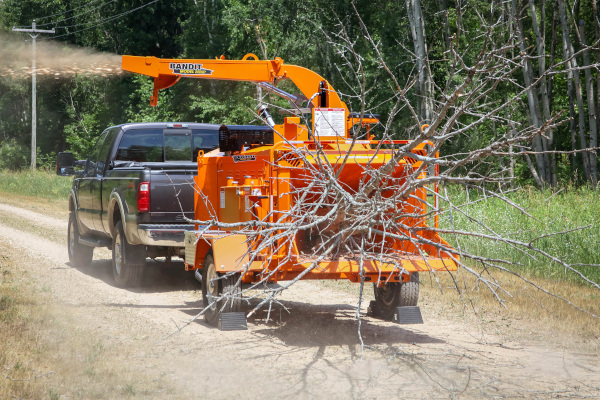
[394,306,424,325]
[218,312,248,331]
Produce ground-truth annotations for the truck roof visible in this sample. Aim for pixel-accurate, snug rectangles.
[114,122,222,131]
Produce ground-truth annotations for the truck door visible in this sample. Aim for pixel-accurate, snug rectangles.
[91,127,119,234]
[77,130,109,235]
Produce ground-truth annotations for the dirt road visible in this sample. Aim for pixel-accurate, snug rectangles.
[0,200,599,399]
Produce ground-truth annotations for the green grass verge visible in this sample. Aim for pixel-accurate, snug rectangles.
[439,186,600,284]
[0,169,72,199]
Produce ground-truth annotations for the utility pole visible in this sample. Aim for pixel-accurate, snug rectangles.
[12,20,55,170]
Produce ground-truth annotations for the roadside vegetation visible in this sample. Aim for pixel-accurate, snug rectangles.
[0,168,72,199]
[440,185,600,284]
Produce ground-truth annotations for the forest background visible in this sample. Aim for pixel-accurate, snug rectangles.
[0,0,599,189]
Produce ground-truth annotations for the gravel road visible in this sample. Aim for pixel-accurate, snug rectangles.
[0,200,598,399]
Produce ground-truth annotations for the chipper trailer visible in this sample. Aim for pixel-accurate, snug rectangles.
[121,54,458,326]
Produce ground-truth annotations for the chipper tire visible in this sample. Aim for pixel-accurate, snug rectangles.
[112,221,145,288]
[372,272,419,320]
[201,251,242,326]
[68,212,93,268]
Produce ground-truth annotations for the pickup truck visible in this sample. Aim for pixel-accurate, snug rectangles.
[57,122,219,287]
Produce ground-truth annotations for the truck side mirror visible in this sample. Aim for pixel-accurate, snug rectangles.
[56,152,75,176]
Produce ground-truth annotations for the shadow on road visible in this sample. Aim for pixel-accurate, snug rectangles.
[179,298,444,347]
[250,300,444,347]
[66,258,199,294]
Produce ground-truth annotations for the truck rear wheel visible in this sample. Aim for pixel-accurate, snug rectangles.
[112,221,145,288]
[68,212,93,268]
[372,272,419,320]
[201,252,241,326]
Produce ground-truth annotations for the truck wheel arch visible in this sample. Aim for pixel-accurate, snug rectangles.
[108,194,127,237]
[68,190,78,212]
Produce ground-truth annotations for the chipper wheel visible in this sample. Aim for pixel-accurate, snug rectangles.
[371,272,419,320]
[201,251,242,326]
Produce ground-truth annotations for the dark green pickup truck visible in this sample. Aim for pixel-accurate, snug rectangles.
[57,122,219,287]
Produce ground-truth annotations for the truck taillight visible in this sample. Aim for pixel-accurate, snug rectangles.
[138,182,150,212]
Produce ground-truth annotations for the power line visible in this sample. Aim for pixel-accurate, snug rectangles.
[33,0,117,28]
[42,0,162,40]
[13,0,107,26]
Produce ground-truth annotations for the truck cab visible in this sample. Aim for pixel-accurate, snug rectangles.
[57,122,220,287]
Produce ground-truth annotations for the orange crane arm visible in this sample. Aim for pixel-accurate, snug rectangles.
[121,54,347,111]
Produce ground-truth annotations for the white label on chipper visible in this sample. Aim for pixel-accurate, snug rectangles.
[313,108,345,137]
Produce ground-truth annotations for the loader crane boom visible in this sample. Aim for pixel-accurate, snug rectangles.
[122,54,347,115]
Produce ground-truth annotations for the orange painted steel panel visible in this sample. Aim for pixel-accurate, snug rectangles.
[237,258,456,274]
[122,55,347,112]
[212,234,250,272]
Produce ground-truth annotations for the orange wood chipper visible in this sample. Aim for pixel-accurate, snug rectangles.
[122,54,458,325]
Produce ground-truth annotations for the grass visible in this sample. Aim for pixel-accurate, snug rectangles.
[0,242,174,399]
[438,185,600,284]
[420,268,600,348]
[0,252,50,399]
[0,168,73,199]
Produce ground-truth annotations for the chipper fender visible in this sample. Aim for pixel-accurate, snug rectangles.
[192,234,248,326]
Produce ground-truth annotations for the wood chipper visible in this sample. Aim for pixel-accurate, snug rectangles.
[122,54,458,325]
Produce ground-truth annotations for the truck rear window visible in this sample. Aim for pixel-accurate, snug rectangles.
[115,128,218,162]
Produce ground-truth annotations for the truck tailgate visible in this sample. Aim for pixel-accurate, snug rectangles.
[149,169,196,223]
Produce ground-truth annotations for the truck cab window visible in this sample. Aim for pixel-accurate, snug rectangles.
[164,133,192,161]
[96,127,119,176]
[192,129,219,161]
[86,130,110,176]
[116,129,163,162]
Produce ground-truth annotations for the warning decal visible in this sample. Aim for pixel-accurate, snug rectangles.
[313,108,346,137]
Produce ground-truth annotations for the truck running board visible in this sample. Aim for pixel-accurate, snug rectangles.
[78,236,112,248]
[218,312,248,331]
[394,306,424,325]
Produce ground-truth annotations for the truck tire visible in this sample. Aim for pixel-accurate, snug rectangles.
[201,251,241,326]
[112,221,145,288]
[372,272,419,320]
[68,211,93,268]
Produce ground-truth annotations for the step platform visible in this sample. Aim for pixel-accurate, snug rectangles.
[218,312,248,331]
[394,306,423,325]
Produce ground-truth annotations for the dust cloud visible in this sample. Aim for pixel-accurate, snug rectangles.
[0,33,124,78]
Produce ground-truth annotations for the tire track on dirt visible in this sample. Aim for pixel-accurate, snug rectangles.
[0,202,67,231]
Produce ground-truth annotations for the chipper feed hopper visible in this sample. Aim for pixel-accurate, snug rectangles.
[122,54,458,325]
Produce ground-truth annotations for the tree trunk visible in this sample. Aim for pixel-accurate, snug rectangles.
[592,0,600,176]
[578,20,599,186]
[548,1,558,110]
[558,0,592,183]
[441,0,451,50]
[512,0,548,185]
[529,0,556,186]
[406,0,433,124]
